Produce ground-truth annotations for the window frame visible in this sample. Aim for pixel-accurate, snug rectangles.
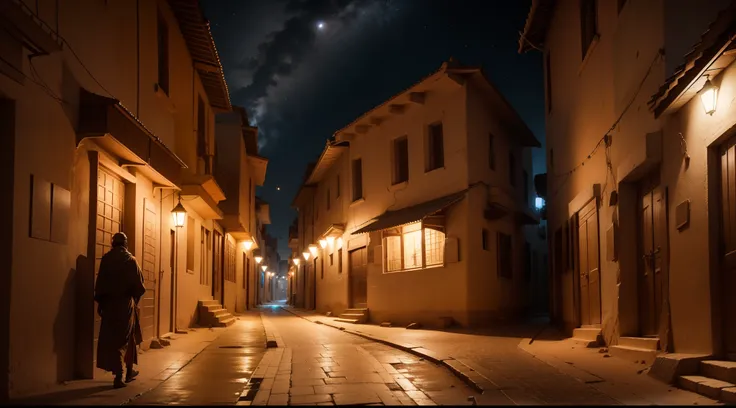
[382,223,446,273]
[392,136,409,185]
[352,158,364,202]
[426,122,445,172]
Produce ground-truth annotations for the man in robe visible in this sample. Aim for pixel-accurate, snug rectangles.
[94,232,146,389]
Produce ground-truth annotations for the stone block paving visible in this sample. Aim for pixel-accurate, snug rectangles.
[238,307,482,406]
[127,313,268,406]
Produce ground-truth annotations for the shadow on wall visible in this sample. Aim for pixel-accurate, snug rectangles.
[54,261,78,384]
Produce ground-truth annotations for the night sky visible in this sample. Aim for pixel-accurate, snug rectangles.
[201,0,545,259]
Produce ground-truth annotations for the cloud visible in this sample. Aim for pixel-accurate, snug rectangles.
[230,0,393,149]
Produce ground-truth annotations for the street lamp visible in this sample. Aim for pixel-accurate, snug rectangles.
[319,239,327,249]
[700,78,719,115]
[261,265,267,272]
[302,251,311,261]
[293,258,300,266]
[326,236,335,247]
[255,256,263,264]
[243,239,254,251]
[308,245,318,258]
[171,198,186,228]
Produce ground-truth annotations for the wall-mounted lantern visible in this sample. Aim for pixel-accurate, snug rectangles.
[261,265,267,272]
[308,245,319,258]
[700,78,719,115]
[326,236,335,247]
[243,239,254,251]
[319,239,327,249]
[171,198,187,228]
[255,256,263,264]
[293,258,300,266]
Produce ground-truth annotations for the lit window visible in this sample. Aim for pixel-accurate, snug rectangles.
[384,222,445,272]
[535,197,545,210]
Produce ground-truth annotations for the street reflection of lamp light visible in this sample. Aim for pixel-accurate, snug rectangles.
[171,199,187,228]
[255,256,263,264]
[302,251,311,261]
[326,236,335,247]
[261,265,267,272]
[293,258,300,266]
[319,239,327,249]
[700,78,719,115]
[243,239,254,251]
[309,245,318,258]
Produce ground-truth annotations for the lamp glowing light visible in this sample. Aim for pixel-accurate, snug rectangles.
[171,199,186,228]
[308,245,318,258]
[337,237,344,249]
[243,239,254,251]
[319,239,327,249]
[255,256,263,264]
[302,251,311,261]
[261,265,267,272]
[700,78,719,115]
[293,258,300,266]
[326,236,335,247]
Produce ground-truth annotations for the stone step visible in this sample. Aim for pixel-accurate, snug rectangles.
[679,375,736,401]
[213,309,229,318]
[569,338,601,348]
[609,345,658,365]
[216,313,233,322]
[215,317,236,327]
[572,327,602,342]
[334,318,360,324]
[619,336,660,351]
[202,304,223,311]
[199,299,219,307]
[344,308,368,314]
[340,313,366,319]
[701,360,736,384]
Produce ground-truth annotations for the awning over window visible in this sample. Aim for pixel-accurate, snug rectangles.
[352,190,467,235]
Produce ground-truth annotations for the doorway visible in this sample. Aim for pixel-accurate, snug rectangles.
[576,199,602,327]
[349,247,368,308]
[169,229,176,333]
[140,198,158,345]
[638,177,667,338]
[719,137,736,359]
[244,253,250,310]
[213,231,223,304]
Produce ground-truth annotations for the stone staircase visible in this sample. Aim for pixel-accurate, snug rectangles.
[609,336,660,365]
[334,308,369,324]
[198,299,236,327]
[678,360,736,403]
[570,327,603,348]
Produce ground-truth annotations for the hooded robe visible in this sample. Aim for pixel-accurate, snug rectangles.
[94,246,146,374]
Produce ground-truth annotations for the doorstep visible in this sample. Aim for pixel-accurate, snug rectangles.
[10,325,230,405]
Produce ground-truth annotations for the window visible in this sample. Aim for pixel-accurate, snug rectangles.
[523,170,529,206]
[338,248,343,273]
[384,222,445,272]
[157,10,169,95]
[488,133,496,170]
[580,0,598,59]
[330,253,334,266]
[427,123,444,171]
[186,216,195,272]
[509,152,516,186]
[392,136,409,184]
[244,255,249,289]
[482,228,489,251]
[321,256,324,279]
[336,174,341,197]
[326,188,331,211]
[545,53,552,113]
[352,158,363,202]
[617,0,627,14]
[497,233,512,279]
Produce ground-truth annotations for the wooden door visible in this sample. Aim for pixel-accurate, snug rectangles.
[349,247,368,308]
[577,200,601,326]
[720,138,736,358]
[639,181,667,337]
[94,167,125,366]
[140,199,158,344]
[213,231,223,303]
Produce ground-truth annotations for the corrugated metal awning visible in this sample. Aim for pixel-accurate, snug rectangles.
[352,190,467,235]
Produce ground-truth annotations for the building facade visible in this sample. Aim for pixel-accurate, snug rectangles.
[520,0,736,378]
[0,0,260,400]
[292,60,544,328]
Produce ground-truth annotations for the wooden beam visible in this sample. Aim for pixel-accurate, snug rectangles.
[194,61,221,73]
[409,92,425,104]
[370,117,383,126]
[355,125,371,134]
[389,104,405,114]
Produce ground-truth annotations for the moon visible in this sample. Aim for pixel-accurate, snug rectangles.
[317,21,325,30]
